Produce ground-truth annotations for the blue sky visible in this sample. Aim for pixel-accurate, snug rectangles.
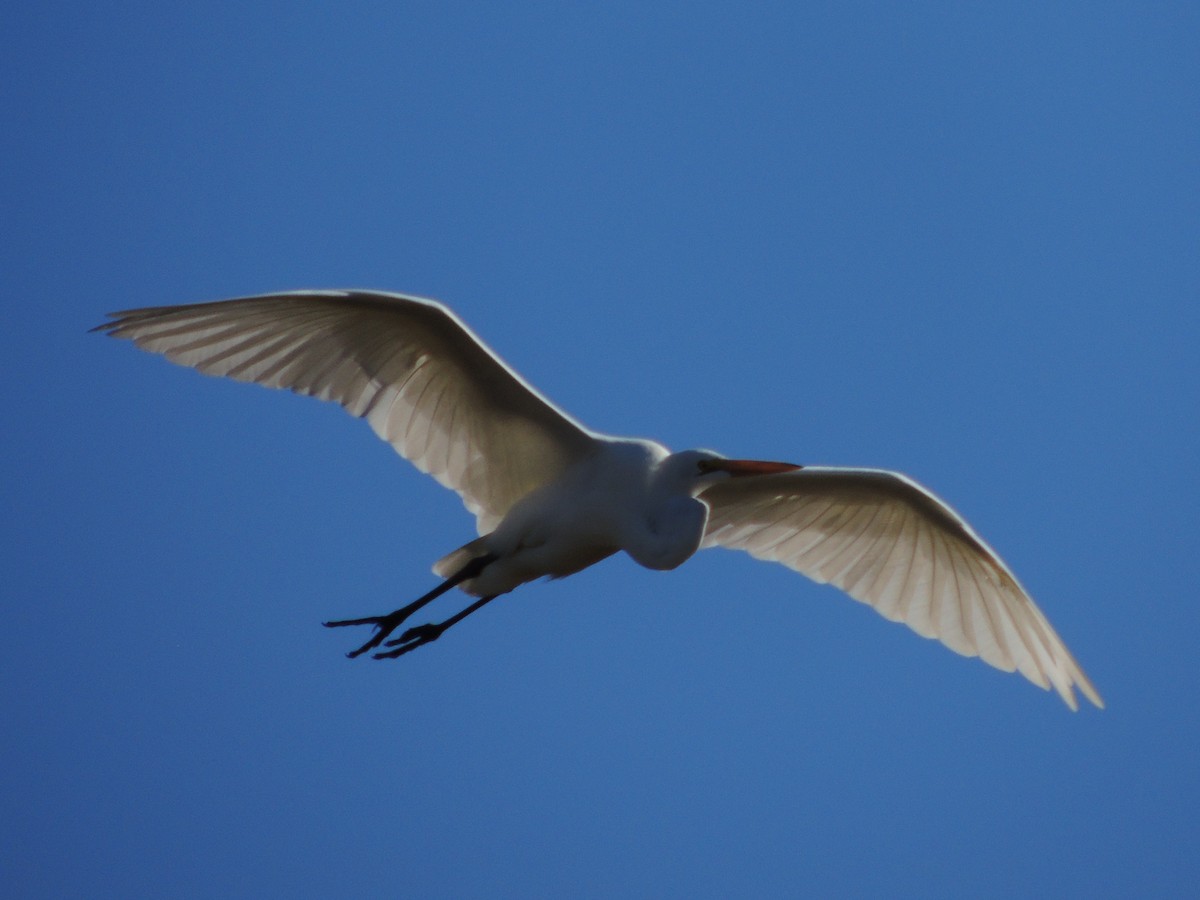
[3,2,1198,897]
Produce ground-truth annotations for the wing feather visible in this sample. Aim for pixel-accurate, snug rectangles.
[94,290,599,532]
[700,467,1102,709]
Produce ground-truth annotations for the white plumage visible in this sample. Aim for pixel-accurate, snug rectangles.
[96,289,1102,709]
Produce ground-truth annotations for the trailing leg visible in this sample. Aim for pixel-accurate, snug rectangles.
[323,553,497,658]
[372,593,501,659]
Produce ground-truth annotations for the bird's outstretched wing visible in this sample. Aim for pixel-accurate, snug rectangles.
[95,290,598,532]
[699,467,1102,709]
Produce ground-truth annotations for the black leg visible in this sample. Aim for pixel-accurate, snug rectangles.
[372,593,501,659]
[323,553,497,658]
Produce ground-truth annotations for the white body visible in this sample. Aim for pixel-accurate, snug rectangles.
[96,289,1103,709]
[456,440,711,597]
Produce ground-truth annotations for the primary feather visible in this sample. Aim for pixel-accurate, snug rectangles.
[701,468,1102,709]
[94,290,597,532]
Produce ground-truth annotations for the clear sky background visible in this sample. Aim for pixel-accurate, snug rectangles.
[3,3,1198,897]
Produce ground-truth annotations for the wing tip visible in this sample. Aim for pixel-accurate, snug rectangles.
[1048,667,1104,711]
[1075,679,1106,711]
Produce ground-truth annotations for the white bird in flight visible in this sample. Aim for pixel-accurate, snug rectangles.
[96,290,1102,709]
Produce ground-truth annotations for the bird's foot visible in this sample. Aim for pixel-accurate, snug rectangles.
[373,622,447,659]
[323,608,418,658]
[323,555,499,659]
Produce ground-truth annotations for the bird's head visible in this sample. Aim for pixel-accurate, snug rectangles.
[695,455,803,479]
[665,449,803,494]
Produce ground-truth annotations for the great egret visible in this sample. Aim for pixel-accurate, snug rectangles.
[95,290,1102,709]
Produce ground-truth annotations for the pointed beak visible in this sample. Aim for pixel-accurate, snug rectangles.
[700,458,803,477]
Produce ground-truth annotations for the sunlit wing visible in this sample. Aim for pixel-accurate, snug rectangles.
[699,467,1102,709]
[94,290,599,532]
